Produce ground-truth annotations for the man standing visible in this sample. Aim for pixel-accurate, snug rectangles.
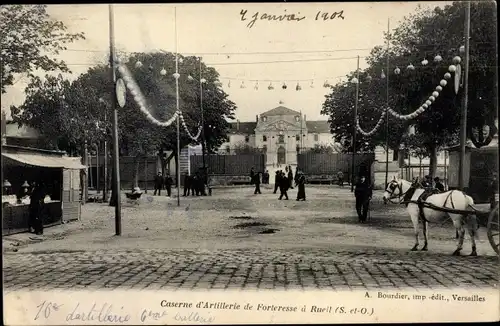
[29,181,45,235]
[183,171,191,197]
[164,172,173,197]
[337,171,344,187]
[253,171,262,194]
[153,172,163,196]
[354,175,372,223]
[288,165,294,189]
[296,170,306,201]
[434,177,445,192]
[278,171,289,200]
[274,170,281,194]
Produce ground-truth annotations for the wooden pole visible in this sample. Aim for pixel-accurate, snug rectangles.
[350,56,360,193]
[384,18,391,187]
[109,4,121,235]
[458,2,471,191]
[175,7,181,207]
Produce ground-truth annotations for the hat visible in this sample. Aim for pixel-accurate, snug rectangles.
[3,180,11,187]
[22,181,30,188]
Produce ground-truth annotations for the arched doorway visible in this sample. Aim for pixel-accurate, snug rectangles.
[277,146,286,165]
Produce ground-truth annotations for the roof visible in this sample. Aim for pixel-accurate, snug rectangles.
[2,152,86,169]
[306,120,330,133]
[4,123,40,139]
[261,106,301,117]
[229,122,257,134]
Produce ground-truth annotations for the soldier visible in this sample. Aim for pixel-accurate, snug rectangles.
[192,172,200,196]
[183,171,191,197]
[164,172,173,197]
[434,177,445,192]
[253,171,262,194]
[278,171,289,200]
[273,170,281,194]
[296,171,306,201]
[354,175,372,223]
[249,167,255,185]
[153,172,163,196]
[288,165,294,189]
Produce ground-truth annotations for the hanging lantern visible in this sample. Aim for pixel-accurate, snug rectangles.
[123,75,132,84]
[365,75,372,82]
[179,57,184,64]
[459,45,465,54]
[268,82,274,90]
[130,89,138,97]
[394,67,401,75]
[434,55,442,62]
[444,73,452,80]
[432,91,439,98]
[135,61,143,68]
[160,68,167,76]
[421,59,429,66]
[172,72,180,79]
[425,100,432,106]
[429,96,436,102]
[254,81,259,90]
[436,85,443,92]
[310,80,314,88]
[133,95,141,103]
[406,63,415,71]
[350,77,359,84]
[380,70,386,79]
[452,56,462,64]
[282,82,287,89]
[448,65,457,73]
[440,79,447,87]
[296,82,301,91]
[240,81,246,89]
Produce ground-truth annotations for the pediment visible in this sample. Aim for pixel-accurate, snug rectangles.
[256,119,303,132]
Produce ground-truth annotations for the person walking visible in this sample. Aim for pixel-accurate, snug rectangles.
[288,165,294,189]
[164,172,173,197]
[354,175,372,223]
[249,167,255,185]
[278,171,289,200]
[273,170,281,194]
[153,172,163,196]
[296,171,306,201]
[253,171,262,194]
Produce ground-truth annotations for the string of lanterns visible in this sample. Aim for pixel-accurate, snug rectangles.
[356,108,387,137]
[388,55,461,121]
[116,58,203,142]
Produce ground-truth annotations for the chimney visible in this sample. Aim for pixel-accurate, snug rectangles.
[256,115,258,122]
[236,119,240,131]
[304,114,307,121]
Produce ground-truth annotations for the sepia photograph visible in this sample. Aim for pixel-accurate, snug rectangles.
[2,1,498,324]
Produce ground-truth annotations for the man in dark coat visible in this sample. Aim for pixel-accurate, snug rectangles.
[183,171,191,196]
[29,181,45,235]
[164,172,173,197]
[288,166,294,189]
[278,171,289,200]
[296,171,306,201]
[421,175,432,188]
[434,177,445,192]
[354,175,372,223]
[273,170,281,194]
[253,172,262,194]
[153,172,163,196]
[250,168,255,185]
[192,172,201,196]
[488,172,498,209]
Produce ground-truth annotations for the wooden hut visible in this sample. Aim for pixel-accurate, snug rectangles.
[1,145,86,235]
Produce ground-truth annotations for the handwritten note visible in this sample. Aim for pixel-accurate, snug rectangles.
[240,9,345,29]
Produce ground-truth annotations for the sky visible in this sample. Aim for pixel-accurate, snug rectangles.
[1,2,451,122]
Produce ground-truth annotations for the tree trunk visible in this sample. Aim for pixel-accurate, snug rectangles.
[174,150,179,188]
[134,156,140,189]
[428,145,438,179]
[109,166,116,207]
[82,141,89,204]
[419,158,423,178]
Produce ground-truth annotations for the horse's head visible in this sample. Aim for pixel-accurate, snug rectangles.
[383,177,403,204]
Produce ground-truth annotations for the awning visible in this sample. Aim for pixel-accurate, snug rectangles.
[2,153,86,169]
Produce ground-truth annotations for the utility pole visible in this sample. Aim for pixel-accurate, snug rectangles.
[350,55,360,193]
[199,57,207,193]
[175,7,181,207]
[109,4,121,235]
[103,100,108,202]
[458,2,471,190]
[384,18,391,188]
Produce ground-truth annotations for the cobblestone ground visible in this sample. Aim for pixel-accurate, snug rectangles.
[3,186,499,291]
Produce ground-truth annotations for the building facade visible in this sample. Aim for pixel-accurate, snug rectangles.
[217,106,335,166]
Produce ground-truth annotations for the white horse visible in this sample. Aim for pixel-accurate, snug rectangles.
[383,177,478,256]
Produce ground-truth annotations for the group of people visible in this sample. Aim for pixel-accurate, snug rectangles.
[416,175,445,192]
[250,166,306,201]
[183,168,211,197]
[153,172,174,197]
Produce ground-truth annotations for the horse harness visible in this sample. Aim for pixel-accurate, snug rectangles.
[386,181,409,204]
[417,190,455,224]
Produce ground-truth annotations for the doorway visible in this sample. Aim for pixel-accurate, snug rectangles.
[277,146,286,165]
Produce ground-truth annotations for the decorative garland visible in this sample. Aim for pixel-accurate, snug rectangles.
[116,60,203,142]
[356,55,461,136]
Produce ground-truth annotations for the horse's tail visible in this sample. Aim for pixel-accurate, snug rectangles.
[465,194,480,239]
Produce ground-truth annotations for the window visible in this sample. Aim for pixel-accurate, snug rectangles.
[393,150,398,161]
[314,134,319,141]
[225,146,230,153]
[263,135,267,142]
[245,136,249,142]
[262,116,267,122]
[295,135,300,141]
[295,116,300,122]
[278,135,285,143]
[263,145,267,153]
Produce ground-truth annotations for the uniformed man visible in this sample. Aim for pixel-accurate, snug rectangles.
[274,170,281,194]
[288,166,294,189]
[278,171,289,200]
[253,171,262,194]
[153,172,163,196]
[354,175,372,223]
[183,171,191,196]
[296,171,306,201]
[249,168,255,185]
[164,172,173,197]
[434,177,445,192]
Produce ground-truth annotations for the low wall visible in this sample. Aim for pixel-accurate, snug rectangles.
[209,175,251,186]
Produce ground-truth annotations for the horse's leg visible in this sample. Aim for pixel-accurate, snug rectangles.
[451,215,465,256]
[466,214,478,256]
[410,209,420,251]
[421,220,429,251]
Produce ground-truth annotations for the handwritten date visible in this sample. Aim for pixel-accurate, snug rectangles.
[240,9,344,28]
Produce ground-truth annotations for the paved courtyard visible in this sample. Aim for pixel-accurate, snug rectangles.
[3,186,499,291]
